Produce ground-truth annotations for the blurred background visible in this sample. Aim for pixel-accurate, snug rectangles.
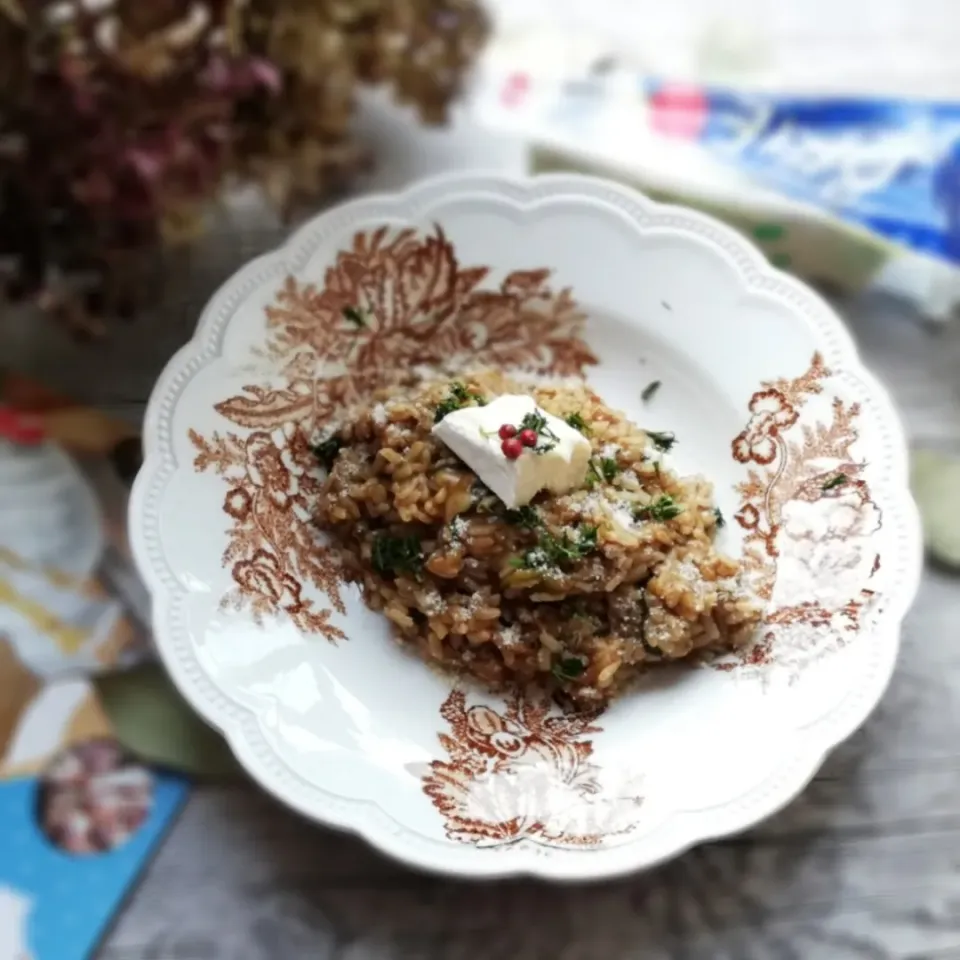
[1,2,959,959]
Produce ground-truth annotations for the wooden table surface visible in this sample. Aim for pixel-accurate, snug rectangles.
[4,97,960,960]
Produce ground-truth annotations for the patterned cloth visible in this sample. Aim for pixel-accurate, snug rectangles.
[0,374,190,960]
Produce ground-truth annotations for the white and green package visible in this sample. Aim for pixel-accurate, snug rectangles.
[469,23,960,317]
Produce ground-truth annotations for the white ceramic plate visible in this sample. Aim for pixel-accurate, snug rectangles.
[130,173,922,879]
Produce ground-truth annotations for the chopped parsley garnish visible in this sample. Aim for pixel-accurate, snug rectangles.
[552,656,586,682]
[713,507,725,528]
[588,456,620,485]
[312,436,343,471]
[512,524,598,571]
[342,305,368,328]
[641,380,662,403]
[434,382,486,422]
[564,412,591,435]
[518,411,559,453]
[634,495,683,523]
[371,534,423,577]
[822,474,848,491]
[645,430,676,453]
[575,525,599,554]
[504,505,542,529]
[520,411,547,432]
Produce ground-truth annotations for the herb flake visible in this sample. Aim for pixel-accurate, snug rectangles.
[713,507,725,528]
[822,474,848,491]
[434,382,486,422]
[513,524,599,571]
[342,305,367,328]
[552,656,586,682]
[635,495,683,523]
[371,534,423,577]
[641,380,662,403]
[588,456,620,485]
[312,436,343,471]
[645,430,676,453]
[504,505,541,529]
[564,412,590,435]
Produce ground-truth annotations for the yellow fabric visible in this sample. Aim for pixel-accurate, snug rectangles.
[0,577,87,654]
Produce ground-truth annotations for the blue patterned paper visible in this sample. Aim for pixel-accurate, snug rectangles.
[0,774,189,960]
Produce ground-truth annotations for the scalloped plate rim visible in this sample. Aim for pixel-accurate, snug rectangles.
[129,172,923,880]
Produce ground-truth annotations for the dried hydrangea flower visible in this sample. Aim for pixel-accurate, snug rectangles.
[0,0,489,336]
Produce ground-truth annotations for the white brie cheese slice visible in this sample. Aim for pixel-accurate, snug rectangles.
[432,394,591,508]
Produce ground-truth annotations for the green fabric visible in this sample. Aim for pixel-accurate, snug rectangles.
[94,664,241,778]
[911,448,960,570]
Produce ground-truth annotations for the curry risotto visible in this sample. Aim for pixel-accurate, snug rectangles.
[315,370,762,710]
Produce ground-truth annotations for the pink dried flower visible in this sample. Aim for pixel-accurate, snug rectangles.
[0,0,489,336]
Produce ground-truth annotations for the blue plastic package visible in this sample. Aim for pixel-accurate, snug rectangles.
[646,82,960,264]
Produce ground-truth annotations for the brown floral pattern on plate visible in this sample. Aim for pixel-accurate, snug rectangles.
[720,352,883,677]
[422,689,644,849]
[190,226,596,640]
[420,352,884,847]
